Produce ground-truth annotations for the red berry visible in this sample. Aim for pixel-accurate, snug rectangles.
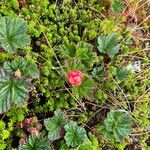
[67,70,83,86]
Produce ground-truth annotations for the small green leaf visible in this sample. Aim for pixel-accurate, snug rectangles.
[2,130,10,140]
[96,90,108,105]
[63,0,71,5]
[44,111,67,141]
[116,67,128,81]
[0,17,30,53]
[60,42,76,58]
[92,66,104,81]
[0,68,29,113]
[3,56,39,79]
[76,141,94,150]
[111,0,124,13]
[97,34,120,57]
[76,42,98,69]
[72,77,96,100]
[64,122,88,147]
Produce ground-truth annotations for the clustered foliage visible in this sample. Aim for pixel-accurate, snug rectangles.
[0,0,149,149]
[44,111,89,148]
[20,111,97,149]
[0,16,39,113]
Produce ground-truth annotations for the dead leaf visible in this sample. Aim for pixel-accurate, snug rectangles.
[14,69,22,78]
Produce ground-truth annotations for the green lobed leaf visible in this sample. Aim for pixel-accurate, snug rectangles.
[103,109,132,142]
[72,77,96,100]
[97,33,120,57]
[0,17,30,53]
[44,111,67,141]
[3,56,39,79]
[115,67,128,81]
[64,122,88,147]
[60,41,97,69]
[0,68,29,113]
[60,42,76,58]
[19,135,50,150]
[76,41,98,69]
